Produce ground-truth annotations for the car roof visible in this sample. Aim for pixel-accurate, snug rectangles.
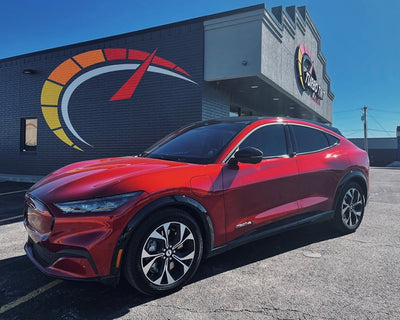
[200,116,343,136]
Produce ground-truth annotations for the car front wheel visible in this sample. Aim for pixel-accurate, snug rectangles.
[124,208,203,295]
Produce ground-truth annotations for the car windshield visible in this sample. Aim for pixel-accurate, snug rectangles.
[143,120,249,164]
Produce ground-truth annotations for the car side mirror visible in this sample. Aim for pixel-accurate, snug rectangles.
[231,147,263,164]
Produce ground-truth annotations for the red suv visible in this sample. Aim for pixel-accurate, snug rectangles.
[24,117,369,295]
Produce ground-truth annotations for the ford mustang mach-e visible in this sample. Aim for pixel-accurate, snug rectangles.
[24,117,369,295]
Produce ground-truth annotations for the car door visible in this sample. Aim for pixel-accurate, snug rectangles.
[222,124,300,242]
[289,124,347,214]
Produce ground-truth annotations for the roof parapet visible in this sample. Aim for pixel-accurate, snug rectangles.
[269,5,334,100]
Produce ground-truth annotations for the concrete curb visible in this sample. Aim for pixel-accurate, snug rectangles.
[0,174,44,183]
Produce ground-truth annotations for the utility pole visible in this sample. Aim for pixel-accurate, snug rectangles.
[361,106,368,154]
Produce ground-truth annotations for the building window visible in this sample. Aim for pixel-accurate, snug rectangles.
[21,118,38,152]
[230,106,240,117]
[230,106,253,117]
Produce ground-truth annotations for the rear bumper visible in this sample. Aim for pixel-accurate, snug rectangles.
[24,237,118,285]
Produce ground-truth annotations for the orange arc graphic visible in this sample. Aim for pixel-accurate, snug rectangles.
[73,50,105,68]
[48,59,82,85]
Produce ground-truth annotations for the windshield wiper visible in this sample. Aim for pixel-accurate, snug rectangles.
[147,154,177,161]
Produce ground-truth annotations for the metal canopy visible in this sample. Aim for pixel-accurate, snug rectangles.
[208,76,330,124]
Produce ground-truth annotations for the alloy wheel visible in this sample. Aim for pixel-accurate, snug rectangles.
[341,188,363,229]
[140,221,196,286]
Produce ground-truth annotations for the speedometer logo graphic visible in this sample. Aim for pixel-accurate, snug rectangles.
[296,44,325,103]
[40,48,197,151]
[296,44,314,90]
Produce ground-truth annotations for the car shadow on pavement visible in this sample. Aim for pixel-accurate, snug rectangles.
[195,221,340,280]
[0,222,342,319]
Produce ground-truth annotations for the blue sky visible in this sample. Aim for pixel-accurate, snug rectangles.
[1,0,399,138]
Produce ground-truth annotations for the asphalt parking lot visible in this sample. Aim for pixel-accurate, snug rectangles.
[0,168,399,320]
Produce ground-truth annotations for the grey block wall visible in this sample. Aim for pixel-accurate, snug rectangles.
[202,83,230,120]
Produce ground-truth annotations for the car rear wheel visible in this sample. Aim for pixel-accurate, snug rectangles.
[124,208,203,295]
[333,182,365,233]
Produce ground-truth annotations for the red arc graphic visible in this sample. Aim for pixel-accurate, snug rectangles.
[110,48,158,101]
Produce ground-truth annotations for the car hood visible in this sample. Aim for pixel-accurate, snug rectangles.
[29,156,194,203]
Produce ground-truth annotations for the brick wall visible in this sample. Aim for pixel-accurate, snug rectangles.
[202,83,230,120]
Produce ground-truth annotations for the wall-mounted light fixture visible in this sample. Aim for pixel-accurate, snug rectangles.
[242,60,248,66]
[273,97,279,101]
[23,69,36,74]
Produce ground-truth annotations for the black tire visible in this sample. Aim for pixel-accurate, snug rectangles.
[124,208,203,295]
[333,182,365,234]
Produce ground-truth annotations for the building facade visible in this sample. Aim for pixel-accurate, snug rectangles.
[0,4,334,177]
[350,137,399,167]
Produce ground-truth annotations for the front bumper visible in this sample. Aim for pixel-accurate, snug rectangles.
[23,193,132,285]
[24,237,118,285]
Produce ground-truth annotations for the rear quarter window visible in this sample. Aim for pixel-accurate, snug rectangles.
[326,133,340,147]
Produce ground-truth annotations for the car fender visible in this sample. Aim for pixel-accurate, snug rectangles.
[109,195,215,278]
[333,170,368,211]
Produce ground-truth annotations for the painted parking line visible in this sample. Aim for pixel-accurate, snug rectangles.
[0,280,62,314]
[0,215,24,223]
[0,190,27,196]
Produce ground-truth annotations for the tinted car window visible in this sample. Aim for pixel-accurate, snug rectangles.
[239,124,287,158]
[326,133,340,147]
[291,125,330,153]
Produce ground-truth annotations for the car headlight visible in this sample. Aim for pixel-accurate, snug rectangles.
[55,191,143,214]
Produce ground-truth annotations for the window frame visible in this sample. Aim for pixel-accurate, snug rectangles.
[20,118,38,153]
[225,123,290,162]
[289,124,340,156]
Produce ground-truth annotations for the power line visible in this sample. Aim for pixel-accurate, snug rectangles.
[368,129,395,133]
[368,112,393,137]
[334,115,355,121]
[368,107,400,114]
[341,129,363,133]
[335,105,398,139]
[333,108,360,114]
[340,129,364,140]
